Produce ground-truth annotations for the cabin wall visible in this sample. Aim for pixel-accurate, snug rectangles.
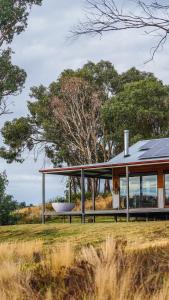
[112,164,169,209]
[112,176,120,208]
[157,171,164,208]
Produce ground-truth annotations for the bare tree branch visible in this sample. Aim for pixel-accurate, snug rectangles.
[72,0,169,60]
[51,77,110,165]
[0,99,12,116]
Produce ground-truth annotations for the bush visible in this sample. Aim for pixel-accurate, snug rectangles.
[0,172,18,225]
[49,196,69,203]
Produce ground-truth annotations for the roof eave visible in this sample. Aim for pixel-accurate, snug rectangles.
[39,158,169,174]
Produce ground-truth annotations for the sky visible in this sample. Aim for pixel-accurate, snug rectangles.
[0,0,169,205]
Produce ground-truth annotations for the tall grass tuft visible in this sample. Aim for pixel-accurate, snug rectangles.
[1,238,169,299]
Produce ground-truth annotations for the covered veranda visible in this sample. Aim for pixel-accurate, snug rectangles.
[39,159,169,224]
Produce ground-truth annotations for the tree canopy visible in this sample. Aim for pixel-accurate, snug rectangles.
[1,61,117,165]
[0,172,18,225]
[102,77,169,153]
[1,61,169,167]
[0,0,42,116]
[0,0,42,46]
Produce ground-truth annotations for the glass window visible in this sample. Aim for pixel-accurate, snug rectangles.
[120,174,157,209]
[129,177,140,208]
[165,174,169,206]
[120,177,127,209]
[142,175,157,208]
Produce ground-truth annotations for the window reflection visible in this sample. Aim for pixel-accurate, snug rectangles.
[165,174,169,206]
[120,174,157,209]
[129,177,140,208]
[120,177,127,209]
[142,175,157,207]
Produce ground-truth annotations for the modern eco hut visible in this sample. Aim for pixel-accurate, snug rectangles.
[40,130,169,223]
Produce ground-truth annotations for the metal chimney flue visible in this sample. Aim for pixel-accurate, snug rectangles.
[124,130,130,157]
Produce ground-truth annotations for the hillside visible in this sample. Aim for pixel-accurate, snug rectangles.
[1,222,169,299]
[1,221,169,247]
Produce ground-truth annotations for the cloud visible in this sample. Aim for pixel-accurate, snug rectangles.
[0,0,169,204]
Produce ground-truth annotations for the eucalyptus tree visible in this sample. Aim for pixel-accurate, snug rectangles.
[0,61,119,165]
[0,0,42,116]
[1,61,168,193]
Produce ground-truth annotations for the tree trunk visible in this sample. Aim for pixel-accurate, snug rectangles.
[104,179,110,193]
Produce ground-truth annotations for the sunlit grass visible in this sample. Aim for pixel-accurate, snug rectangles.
[1,221,169,248]
[0,236,169,299]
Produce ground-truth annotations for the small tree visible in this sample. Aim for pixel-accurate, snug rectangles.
[0,172,17,225]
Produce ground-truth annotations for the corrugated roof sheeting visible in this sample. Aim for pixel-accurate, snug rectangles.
[39,138,169,175]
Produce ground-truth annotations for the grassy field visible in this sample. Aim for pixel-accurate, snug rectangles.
[1,221,169,299]
[1,221,169,248]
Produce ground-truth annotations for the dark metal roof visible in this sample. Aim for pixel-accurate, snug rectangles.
[39,138,169,176]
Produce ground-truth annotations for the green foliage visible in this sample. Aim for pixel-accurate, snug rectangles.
[0,0,42,117]
[74,60,120,96]
[0,61,119,164]
[0,172,18,225]
[102,77,169,152]
[0,117,32,162]
[1,61,169,166]
[0,0,42,46]
[70,192,92,203]
[18,201,26,208]
[0,49,26,97]
[49,196,68,203]
[119,67,156,90]
[0,49,26,115]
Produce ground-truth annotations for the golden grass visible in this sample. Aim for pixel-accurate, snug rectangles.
[15,195,113,224]
[15,206,41,223]
[75,195,113,211]
[2,221,169,250]
[0,237,169,299]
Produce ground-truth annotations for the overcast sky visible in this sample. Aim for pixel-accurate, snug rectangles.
[0,0,169,205]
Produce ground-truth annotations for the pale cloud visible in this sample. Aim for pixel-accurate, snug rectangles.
[0,0,169,204]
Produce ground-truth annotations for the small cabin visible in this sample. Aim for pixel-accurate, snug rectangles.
[40,130,169,222]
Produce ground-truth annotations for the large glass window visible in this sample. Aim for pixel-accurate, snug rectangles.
[142,175,157,207]
[120,174,157,209]
[165,174,169,206]
[120,177,127,209]
[129,176,140,208]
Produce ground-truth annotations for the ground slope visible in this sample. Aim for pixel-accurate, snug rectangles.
[0,221,169,248]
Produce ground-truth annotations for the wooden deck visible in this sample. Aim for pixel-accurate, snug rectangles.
[44,208,169,218]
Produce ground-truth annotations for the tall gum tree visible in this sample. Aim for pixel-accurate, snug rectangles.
[0,0,42,116]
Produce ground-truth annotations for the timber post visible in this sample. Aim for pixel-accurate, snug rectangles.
[81,169,85,223]
[126,165,130,222]
[42,173,46,224]
[69,177,72,223]
[92,178,96,223]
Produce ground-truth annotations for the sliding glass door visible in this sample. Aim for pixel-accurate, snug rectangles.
[165,174,169,207]
[142,175,157,208]
[120,174,157,209]
[129,176,140,208]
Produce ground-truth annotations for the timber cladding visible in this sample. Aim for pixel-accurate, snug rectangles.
[112,163,169,190]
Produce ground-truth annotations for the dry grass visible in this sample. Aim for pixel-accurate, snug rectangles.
[15,195,113,224]
[2,221,169,249]
[75,195,113,211]
[1,237,169,299]
[16,206,42,223]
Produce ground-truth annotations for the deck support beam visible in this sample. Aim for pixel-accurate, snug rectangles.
[81,169,85,223]
[69,177,72,223]
[42,173,46,224]
[126,165,130,222]
[92,178,96,223]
